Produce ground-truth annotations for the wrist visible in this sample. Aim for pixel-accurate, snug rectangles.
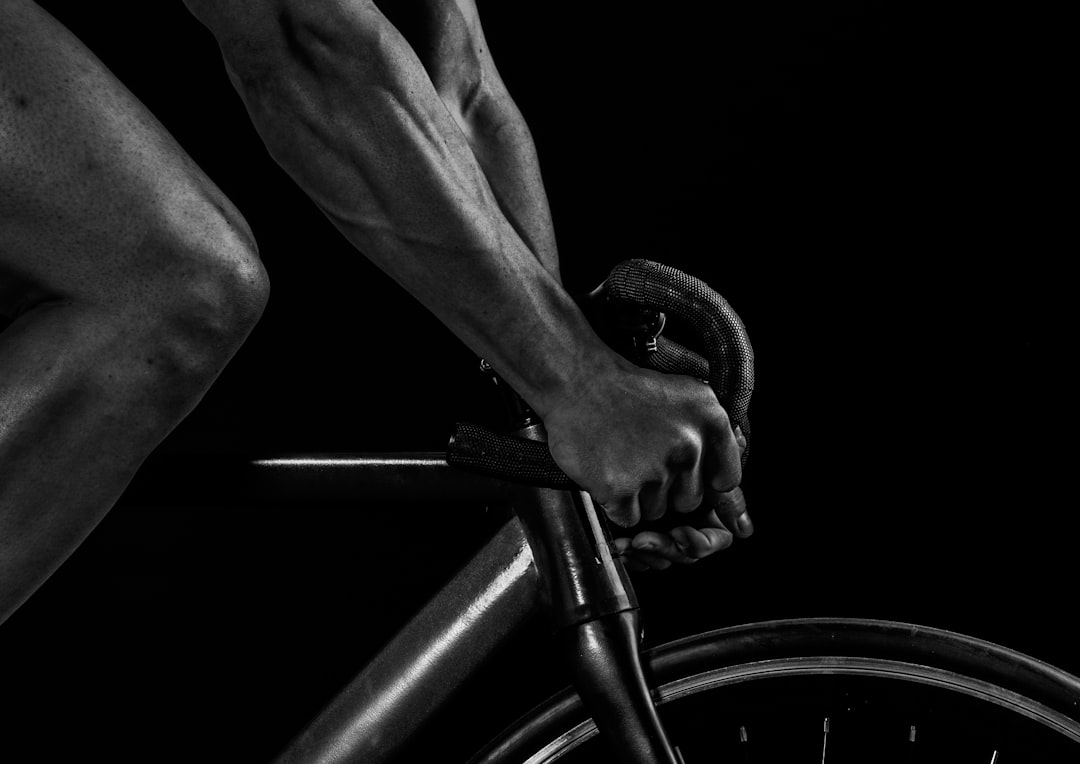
[432,250,621,420]
[514,329,624,423]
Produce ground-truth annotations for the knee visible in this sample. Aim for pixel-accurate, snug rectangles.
[166,219,269,359]
[116,194,270,395]
[177,204,270,340]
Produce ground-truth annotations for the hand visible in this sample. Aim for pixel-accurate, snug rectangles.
[540,356,752,568]
[612,487,750,570]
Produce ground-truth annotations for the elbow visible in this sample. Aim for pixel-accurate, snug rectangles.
[213,3,405,159]
[217,2,399,100]
[437,63,524,152]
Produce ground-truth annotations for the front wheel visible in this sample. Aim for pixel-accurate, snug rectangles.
[469,618,1080,763]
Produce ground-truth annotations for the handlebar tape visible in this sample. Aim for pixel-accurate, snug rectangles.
[604,259,753,434]
[447,422,575,489]
[650,335,711,384]
[447,259,754,487]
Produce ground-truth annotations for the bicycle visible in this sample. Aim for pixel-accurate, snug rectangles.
[245,260,1079,763]
[3,260,1075,763]
[242,456,1080,764]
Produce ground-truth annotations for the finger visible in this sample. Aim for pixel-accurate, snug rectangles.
[710,486,753,538]
[600,493,641,528]
[622,556,651,572]
[613,537,650,571]
[638,480,667,523]
[666,458,705,515]
[670,521,734,559]
[734,425,748,455]
[612,537,651,571]
[632,530,695,564]
[627,550,673,570]
[612,536,633,556]
[705,411,743,493]
[614,536,677,571]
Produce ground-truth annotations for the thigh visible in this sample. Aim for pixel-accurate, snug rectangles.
[0,0,247,312]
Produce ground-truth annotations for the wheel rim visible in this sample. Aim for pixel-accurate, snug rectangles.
[472,619,1080,764]
[527,657,1080,761]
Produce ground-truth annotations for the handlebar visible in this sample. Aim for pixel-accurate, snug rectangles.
[446,259,754,764]
[446,259,754,484]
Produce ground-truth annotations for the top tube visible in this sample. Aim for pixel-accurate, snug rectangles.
[122,452,515,507]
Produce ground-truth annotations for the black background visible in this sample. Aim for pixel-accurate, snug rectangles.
[1,2,1073,761]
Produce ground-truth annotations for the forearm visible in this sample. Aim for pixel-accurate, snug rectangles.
[184,1,752,556]
[454,77,561,281]
[375,0,560,278]
[203,2,606,411]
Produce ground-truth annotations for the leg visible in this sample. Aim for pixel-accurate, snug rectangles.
[381,0,561,278]
[181,0,744,558]
[179,0,578,402]
[0,0,269,625]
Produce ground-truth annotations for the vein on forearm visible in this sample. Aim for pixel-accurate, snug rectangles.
[217,8,606,407]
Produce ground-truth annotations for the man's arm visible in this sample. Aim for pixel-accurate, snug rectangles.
[182,0,750,554]
[392,0,561,280]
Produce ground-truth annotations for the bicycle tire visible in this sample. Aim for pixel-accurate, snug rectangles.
[468,618,1080,763]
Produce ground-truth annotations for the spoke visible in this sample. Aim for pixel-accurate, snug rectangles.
[739,725,750,763]
[907,724,917,762]
[989,751,999,764]
[673,744,686,764]
[820,717,830,764]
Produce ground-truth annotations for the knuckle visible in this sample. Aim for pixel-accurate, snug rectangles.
[670,428,703,465]
[597,487,639,525]
[642,496,666,521]
[590,472,626,505]
[716,486,747,511]
[671,487,704,513]
[709,402,732,431]
[710,472,742,495]
[709,451,743,490]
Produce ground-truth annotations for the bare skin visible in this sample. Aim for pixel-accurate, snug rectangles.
[0,0,749,626]
[385,0,562,279]
[0,0,269,625]
[180,0,752,566]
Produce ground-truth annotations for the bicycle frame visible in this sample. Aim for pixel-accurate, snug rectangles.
[113,449,1080,762]
[221,452,680,764]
